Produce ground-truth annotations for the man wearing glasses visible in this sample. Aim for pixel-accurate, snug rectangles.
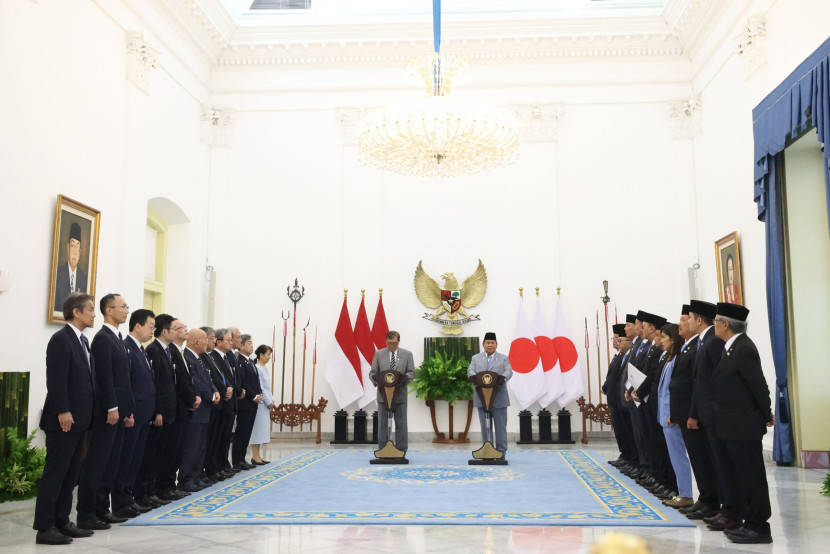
[604,323,637,470]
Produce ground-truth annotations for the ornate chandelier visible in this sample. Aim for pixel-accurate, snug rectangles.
[355,3,520,178]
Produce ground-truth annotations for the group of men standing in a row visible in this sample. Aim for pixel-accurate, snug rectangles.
[602,300,775,545]
[33,292,266,545]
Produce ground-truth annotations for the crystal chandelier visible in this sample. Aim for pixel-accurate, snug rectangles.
[355,4,520,178]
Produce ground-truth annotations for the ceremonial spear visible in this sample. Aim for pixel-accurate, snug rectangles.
[279,311,289,431]
[287,278,305,405]
[601,280,612,378]
[584,317,592,432]
[299,317,310,431]
[270,324,276,435]
[310,326,317,404]
[596,310,602,431]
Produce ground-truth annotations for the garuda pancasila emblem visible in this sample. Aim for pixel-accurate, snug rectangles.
[414,259,487,335]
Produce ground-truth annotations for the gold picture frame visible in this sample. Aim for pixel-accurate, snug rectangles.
[715,231,743,305]
[48,195,101,324]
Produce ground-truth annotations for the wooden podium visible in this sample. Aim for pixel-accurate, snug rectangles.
[469,370,508,465]
[370,369,409,464]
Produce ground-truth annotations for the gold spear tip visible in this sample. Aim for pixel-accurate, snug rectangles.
[519,287,524,297]
[557,287,561,296]
[344,288,348,297]
[535,286,540,295]
[361,289,365,297]
[379,288,383,296]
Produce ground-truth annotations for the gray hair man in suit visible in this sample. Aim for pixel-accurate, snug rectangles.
[369,331,415,452]
[467,332,513,453]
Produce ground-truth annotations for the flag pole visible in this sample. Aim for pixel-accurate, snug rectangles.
[596,310,602,431]
[279,311,289,431]
[584,316,592,431]
[287,278,306,408]
[270,324,276,436]
[310,326,317,403]
[300,317,310,431]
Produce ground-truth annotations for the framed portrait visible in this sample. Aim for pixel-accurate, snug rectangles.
[715,231,743,305]
[48,195,101,324]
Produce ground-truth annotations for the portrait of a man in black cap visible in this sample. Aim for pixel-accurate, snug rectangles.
[54,221,89,310]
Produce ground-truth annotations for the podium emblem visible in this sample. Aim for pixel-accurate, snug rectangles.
[384,372,396,384]
[482,373,493,386]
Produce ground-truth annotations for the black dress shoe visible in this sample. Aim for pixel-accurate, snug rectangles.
[708,517,741,532]
[678,501,704,514]
[202,476,218,485]
[135,498,160,510]
[59,522,94,538]
[210,472,226,481]
[227,466,242,473]
[251,459,266,466]
[129,502,152,513]
[194,479,212,489]
[659,490,677,500]
[726,527,773,544]
[172,490,191,498]
[77,517,111,530]
[702,513,721,525]
[36,527,73,545]
[156,491,178,501]
[686,506,718,520]
[100,511,129,524]
[178,482,204,492]
[241,461,256,469]
[112,506,140,519]
[147,494,171,505]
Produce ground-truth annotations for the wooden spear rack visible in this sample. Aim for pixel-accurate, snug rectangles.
[270,399,328,444]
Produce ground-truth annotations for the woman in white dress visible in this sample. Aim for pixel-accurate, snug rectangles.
[250,345,276,465]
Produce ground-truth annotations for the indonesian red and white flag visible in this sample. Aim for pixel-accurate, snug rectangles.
[324,297,364,409]
[507,298,545,409]
[354,297,377,409]
[551,297,584,407]
[371,294,389,350]
[534,295,565,408]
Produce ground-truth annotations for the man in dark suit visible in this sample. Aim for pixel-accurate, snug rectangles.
[77,294,134,528]
[466,332,512,453]
[232,334,262,470]
[54,222,88,310]
[200,327,234,482]
[166,320,200,493]
[712,303,774,544]
[671,305,720,519]
[34,294,96,545]
[602,324,637,469]
[178,329,220,491]
[137,314,182,503]
[211,328,239,475]
[685,299,739,522]
[112,309,157,514]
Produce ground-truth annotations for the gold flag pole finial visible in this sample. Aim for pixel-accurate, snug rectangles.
[379,288,383,297]
[519,287,524,297]
[556,287,561,296]
[535,286,540,296]
[344,288,348,298]
[361,289,365,298]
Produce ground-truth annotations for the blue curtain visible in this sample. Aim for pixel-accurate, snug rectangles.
[753,36,830,464]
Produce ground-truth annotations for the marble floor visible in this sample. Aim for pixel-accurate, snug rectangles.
[1,440,827,554]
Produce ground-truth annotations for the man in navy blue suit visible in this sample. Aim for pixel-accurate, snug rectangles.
[178,329,220,491]
[211,328,239,475]
[112,309,157,514]
[165,320,200,494]
[77,294,134,528]
[34,293,97,545]
[231,334,262,470]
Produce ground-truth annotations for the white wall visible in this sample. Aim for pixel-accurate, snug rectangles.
[0,0,211,434]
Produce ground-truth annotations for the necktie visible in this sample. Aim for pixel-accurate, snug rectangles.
[141,345,153,377]
[70,272,75,293]
[118,331,123,341]
[390,352,396,370]
[487,355,493,368]
[80,334,89,351]
[165,345,173,363]
[698,337,703,348]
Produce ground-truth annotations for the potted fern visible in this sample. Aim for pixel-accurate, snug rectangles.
[410,351,475,443]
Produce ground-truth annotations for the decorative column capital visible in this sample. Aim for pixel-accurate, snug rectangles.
[126,32,160,93]
[510,104,563,143]
[667,95,701,139]
[200,106,234,147]
[733,14,766,78]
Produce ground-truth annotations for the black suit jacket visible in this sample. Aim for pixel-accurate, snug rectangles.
[631,339,650,370]
[124,337,156,423]
[41,324,95,433]
[90,326,134,418]
[236,355,263,413]
[201,351,229,413]
[668,338,698,424]
[169,345,197,418]
[689,327,725,425]
[211,350,238,413]
[711,334,773,441]
[635,343,663,401]
[185,349,217,424]
[145,339,177,423]
[601,352,623,406]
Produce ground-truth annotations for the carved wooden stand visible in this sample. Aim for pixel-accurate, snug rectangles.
[270,398,328,444]
[425,399,474,444]
[576,396,613,445]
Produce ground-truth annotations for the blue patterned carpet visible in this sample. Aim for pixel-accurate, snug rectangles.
[125,449,694,526]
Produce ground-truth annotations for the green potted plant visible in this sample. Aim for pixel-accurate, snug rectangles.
[410,351,475,443]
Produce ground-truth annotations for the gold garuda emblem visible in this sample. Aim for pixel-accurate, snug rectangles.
[482,373,493,385]
[384,372,396,384]
[414,259,487,335]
